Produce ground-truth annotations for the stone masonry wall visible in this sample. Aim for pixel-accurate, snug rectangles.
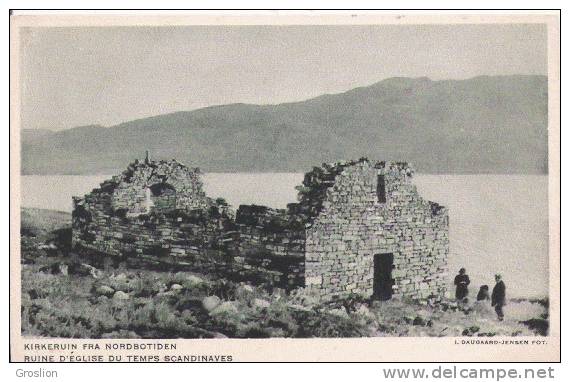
[233,205,306,290]
[111,159,210,216]
[72,162,304,288]
[73,198,232,272]
[72,157,448,300]
[72,159,230,274]
[304,161,449,302]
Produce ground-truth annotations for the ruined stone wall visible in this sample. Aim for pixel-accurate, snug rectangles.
[72,159,231,273]
[304,161,449,302]
[72,158,448,299]
[111,159,210,216]
[232,205,306,290]
[72,192,232,271]
[72,175,304,288]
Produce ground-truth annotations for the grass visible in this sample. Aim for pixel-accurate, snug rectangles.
[21,254,548,338]
[20,208,549,339]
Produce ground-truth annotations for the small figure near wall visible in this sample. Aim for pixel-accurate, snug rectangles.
[454,268,470,302]
[476,285,490,301]
[492,274,507,321]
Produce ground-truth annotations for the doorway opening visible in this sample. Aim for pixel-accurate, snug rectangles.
[373,253,394,300]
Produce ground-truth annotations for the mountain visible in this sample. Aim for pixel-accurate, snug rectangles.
[22,128,54,142]
[21,75,548,175]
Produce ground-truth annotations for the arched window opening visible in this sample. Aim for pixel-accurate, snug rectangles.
[148,182,177,212]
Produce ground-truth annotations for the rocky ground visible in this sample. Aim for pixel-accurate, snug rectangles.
[20,208,549,339]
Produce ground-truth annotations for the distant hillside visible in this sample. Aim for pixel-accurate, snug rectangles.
[21,75,548,174]
[22,128,54,142]
[21,208,71,237]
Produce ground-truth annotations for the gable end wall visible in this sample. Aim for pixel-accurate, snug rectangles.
[304,162,449,301]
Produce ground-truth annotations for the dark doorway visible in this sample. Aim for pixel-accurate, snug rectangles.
[373,253,394,300]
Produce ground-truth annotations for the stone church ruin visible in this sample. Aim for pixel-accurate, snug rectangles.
[72,156,449,302]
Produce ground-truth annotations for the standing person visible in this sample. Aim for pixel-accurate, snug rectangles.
[454,268,470,301]
[491,274,506,321]
[477,285,490,301]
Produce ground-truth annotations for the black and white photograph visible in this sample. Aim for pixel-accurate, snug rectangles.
[9,11,560,362]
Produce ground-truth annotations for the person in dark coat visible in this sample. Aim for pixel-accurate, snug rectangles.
[491,274,506,321]
[454,268,470,301]
[477,285,490,301]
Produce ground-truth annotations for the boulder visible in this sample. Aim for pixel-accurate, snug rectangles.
[268,328,286,338]
[287,304,311,312]
[95,285,115,297]
[355,304,374,319]
[58,263,69,275]
[210,301,239,316]
[366,320,380,334]
[40,262,68,275]
[235,284,257,301]
[38,243,57,250]
[328,307,349,319]
[101,330,140,339]
[202,296,221,312]
[237,284,255,294]
[113,291,130,300]
[113,273,128,281]
[69,263,100,278]
[84,264,100,278]
[252,298,271,309]
[170,284,183,292]
[155,282,168,293]
[272,288,286,299]
[186,275,206,286]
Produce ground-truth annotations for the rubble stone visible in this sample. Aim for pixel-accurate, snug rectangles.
[202,296,221,312]
[113,291,130,300]
[96,285,115,297]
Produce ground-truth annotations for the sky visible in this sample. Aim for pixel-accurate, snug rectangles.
[20,24,547,131]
